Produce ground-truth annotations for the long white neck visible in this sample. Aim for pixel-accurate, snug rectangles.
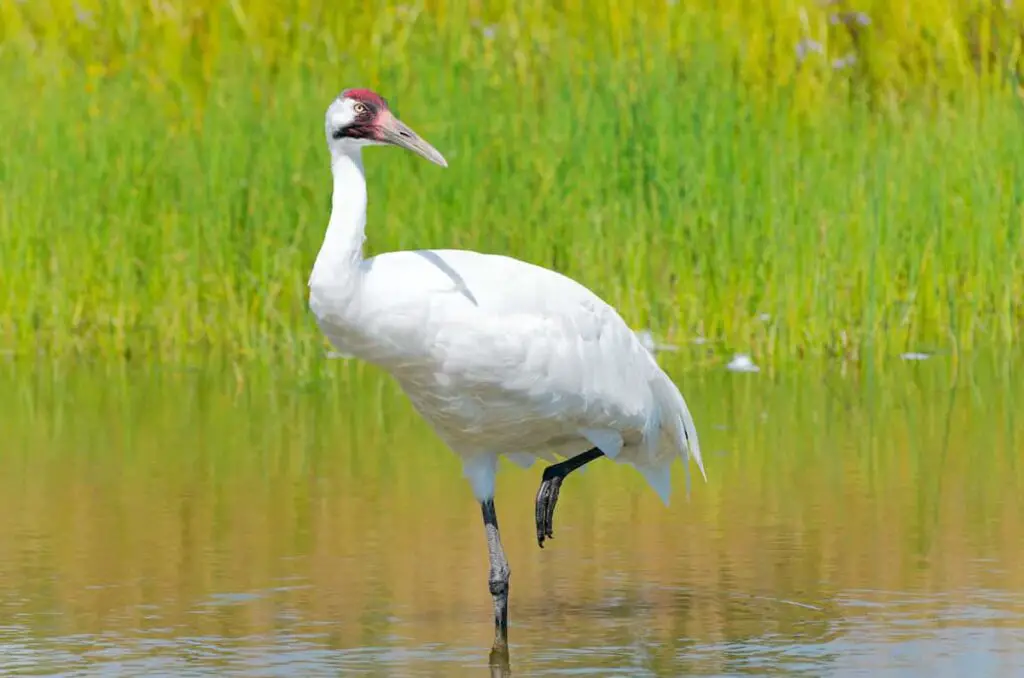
[309,148,367,290]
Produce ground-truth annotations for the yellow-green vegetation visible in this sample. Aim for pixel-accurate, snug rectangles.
[1,1,1022,368]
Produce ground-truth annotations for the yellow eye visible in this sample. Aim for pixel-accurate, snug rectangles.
[353,102,367,114]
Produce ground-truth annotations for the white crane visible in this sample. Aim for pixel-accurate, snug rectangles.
[308,88,706,657]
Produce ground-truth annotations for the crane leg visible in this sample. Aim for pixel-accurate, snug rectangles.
[481,499,511,656]
[535,446,605,548]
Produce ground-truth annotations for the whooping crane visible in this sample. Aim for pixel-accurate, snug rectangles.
[308,88,706,656]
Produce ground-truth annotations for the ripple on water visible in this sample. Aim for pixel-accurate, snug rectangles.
[1,363,1022,676]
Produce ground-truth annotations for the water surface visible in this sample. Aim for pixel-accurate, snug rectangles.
[1,356,1022,676]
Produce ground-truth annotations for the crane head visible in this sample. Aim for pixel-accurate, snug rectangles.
[325,88,447,168]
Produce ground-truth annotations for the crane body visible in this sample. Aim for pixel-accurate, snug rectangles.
[312,246,701,503]
[307,89,706,659]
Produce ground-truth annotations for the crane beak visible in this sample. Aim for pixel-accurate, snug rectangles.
[378,112,448,168]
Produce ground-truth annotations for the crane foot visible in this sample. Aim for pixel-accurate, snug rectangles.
[534,472,563,548]
[534,447,605,548]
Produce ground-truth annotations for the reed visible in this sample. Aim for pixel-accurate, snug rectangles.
[1,1,1022,368]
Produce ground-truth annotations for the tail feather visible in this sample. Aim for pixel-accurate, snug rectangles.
[649,368,706,502]
[637,462,672,505]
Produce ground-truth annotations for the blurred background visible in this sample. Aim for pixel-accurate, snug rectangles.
[1,2,1023,676]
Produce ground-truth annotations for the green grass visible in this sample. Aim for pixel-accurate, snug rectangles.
[1,3,1023,370]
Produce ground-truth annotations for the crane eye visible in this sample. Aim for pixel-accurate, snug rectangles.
[353,102,368,114]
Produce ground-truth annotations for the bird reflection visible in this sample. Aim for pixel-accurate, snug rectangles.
[489,644,511,677]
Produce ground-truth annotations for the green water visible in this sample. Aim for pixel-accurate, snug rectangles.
[1,354,1022,676]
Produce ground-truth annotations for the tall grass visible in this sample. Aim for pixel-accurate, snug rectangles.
[1,1,1022,368]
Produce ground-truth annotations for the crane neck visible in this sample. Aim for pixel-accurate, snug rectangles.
[309,148,368,290]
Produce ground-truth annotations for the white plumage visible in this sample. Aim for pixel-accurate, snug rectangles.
[313,245,705,502]
[307,87,706,654]
[308,90,705,504]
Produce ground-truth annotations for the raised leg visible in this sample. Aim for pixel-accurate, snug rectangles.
[481,499,511,654]
[535,446,605,548]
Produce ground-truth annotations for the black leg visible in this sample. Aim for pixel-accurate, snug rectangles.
[535,446,605,548]
[481,499,511,653]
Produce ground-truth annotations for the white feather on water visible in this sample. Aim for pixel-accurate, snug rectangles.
[900,351,933,361]
[726,353,760,373]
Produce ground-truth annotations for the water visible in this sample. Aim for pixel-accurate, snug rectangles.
[1,356,1022,676]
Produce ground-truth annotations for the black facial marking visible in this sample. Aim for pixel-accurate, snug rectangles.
[332,98,384,141]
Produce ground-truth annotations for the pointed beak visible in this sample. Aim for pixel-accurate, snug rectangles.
[378,112,448,168]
